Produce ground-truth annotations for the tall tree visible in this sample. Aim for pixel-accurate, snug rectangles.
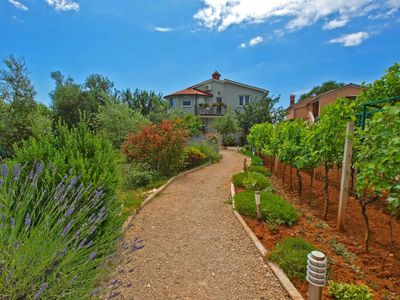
[299,80,345,101]
[0,55,37,157]
[120,88,167,116]
[235,96,284,134]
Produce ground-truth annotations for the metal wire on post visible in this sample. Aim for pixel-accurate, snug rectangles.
[307,251,327,300]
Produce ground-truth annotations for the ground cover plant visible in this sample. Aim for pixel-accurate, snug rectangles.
[268,237,316,281]
[232,171,272,191]
[0,163,121,299]
[328,282,372,300]
[234,191,299,225]
[247,165,271,177]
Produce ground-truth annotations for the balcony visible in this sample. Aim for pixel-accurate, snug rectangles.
[195,104,226,116]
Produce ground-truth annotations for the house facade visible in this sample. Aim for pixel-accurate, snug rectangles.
[286,84,363,123]
[164,71,268,130]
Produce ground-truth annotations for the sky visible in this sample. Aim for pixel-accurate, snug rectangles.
[1,0,400,107]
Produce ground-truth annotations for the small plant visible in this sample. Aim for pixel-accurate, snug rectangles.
[234,191,299,226]
[123,162,160,189]
[232,171,273,192]
[222,134,237,146]
[328,282,372,300]
[247,165,271,176]
[184,146,207,168]
[329,239,356,264]
[268,237,316,281]
[251,155,264,166]
[315,221,328,230]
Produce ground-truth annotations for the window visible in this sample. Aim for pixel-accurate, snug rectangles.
[239,95,250,106]
[182,99,192,106]
[170,98,176,107]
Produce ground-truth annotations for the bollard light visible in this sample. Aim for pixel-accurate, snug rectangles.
[255,191,261,220]
[307,251,327,300]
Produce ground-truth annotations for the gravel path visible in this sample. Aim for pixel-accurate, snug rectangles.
[103,150,289,300]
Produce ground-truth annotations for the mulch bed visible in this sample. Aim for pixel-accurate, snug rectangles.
[237,157,400,300]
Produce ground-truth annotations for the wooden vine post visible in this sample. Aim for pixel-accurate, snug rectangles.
[337,122,354,231]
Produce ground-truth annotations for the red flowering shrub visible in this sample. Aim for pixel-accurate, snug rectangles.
[122,120,188,175]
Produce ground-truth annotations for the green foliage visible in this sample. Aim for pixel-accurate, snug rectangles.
[12,120,118,202]
[184,147,207,168]
[95,101,150,148]
[299,80,345,101]
[122,162,161,189]
[119,88,168,116]
[212,108,238,138]
[328,282,372,300]
[247,122,274,155]
[235,96,284,134]
[0,163,121,299]
[268,238,316,280]
[247,165,271,176]
[329,239,356,264]
[29,104,53,139]
[189,139,221,163]
[356,63,400,106]
[175,114,203,137]
[0,55,37,157]
[234,191,299,226]
[240,148,264,166]
[222,134,237,146]
[355,103,400,211]
[232,171,272,191]
[232,172,247,187]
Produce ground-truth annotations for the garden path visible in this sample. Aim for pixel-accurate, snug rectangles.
[103,150,288,300]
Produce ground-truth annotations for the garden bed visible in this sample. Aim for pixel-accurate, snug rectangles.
[242,157,400,299]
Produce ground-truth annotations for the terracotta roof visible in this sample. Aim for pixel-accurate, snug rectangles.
[164,87,213,98]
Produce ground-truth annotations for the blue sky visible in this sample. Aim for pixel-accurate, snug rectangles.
[1,0,399,107]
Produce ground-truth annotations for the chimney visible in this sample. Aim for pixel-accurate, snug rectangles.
[290,94,295,106]
[212,71,221,80]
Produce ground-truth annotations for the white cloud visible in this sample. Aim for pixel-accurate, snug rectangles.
[249,36,263,46]
[8,0,28,11]
[329,31,370,46]
[323,17,349,30]
[154,27,173,32]
[240,36,264,48]
[194,0,400,32]
[46,0,79,11]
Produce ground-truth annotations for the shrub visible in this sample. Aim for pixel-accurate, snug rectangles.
[174,114,203,137]
[328,282,372,300]
[207,134,219,146]
[189,140,222,163]
[222,134,237,146]
[184,147,207,168]
[251,155,264,166]
[247,165,271,176]
[123,162,160,189]
[268,238,316,281]
[232,171,272,192]
[0,163,120,299]
[12,121,118,204]
[234,191,299,225]
[122,120,188,176]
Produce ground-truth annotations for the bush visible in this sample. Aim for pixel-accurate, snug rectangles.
[0,163,120,299]
[122,120,188,176]
[207,134,219,146]
[247,165,271,176]
[184,147,207,168]
[251,155,264,166]
[123,162,160,189]
[232,171,272,191]
[189,139,222,163]
[328,282,372,300]
[268,238,316,281]
[222,134,237,146]
[234,191,299,225]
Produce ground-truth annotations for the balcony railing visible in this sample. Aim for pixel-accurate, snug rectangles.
[195,105,226,116]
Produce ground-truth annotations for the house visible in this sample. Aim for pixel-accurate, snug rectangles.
[164,71,268,131]
[286,83,363,123]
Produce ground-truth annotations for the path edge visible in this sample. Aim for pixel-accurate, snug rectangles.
[123,163,211,232]
[230,182,304,300]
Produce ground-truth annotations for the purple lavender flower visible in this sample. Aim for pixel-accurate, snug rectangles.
[70,275,78,285]
[25,213,32,229]
[1,214,5,222]
[61,221,73,237]
[13,163,21,180]
[33,283,48,300]
[14,241,19,249]
[78,238,87,249]
[61,247,68,257]
[85,240,93,248]
[64,205,75,218]
[1,164,7,176]
[89,251,96,260]
[10,218,15,227]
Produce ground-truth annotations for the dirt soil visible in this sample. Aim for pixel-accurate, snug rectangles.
[242,157,400,299]
[99,150,289,300]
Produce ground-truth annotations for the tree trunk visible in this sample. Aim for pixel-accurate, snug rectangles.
[322,163,330,220]
[360,200,370,253]
[282,164,287,185]
[270,157,274,172]
[309,169,314,203]
[296,168,302,196]
[350,166,355,195]
[336,165,341,191]
[289,165,293,191]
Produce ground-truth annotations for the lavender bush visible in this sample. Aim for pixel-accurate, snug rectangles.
[0,163,121,299]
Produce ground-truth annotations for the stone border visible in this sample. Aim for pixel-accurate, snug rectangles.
[230,183,304,300]
[123,163,211,232]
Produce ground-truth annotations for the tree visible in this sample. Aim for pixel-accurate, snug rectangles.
[120,88,168,116]
[299,80,345,101]
[247,122,274,155]
[0,55,37,157]
[212,108,239,139]
[95,101,150,148]
[174,114,204,138]
[313,98,356,219]
[235,96,284,134]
